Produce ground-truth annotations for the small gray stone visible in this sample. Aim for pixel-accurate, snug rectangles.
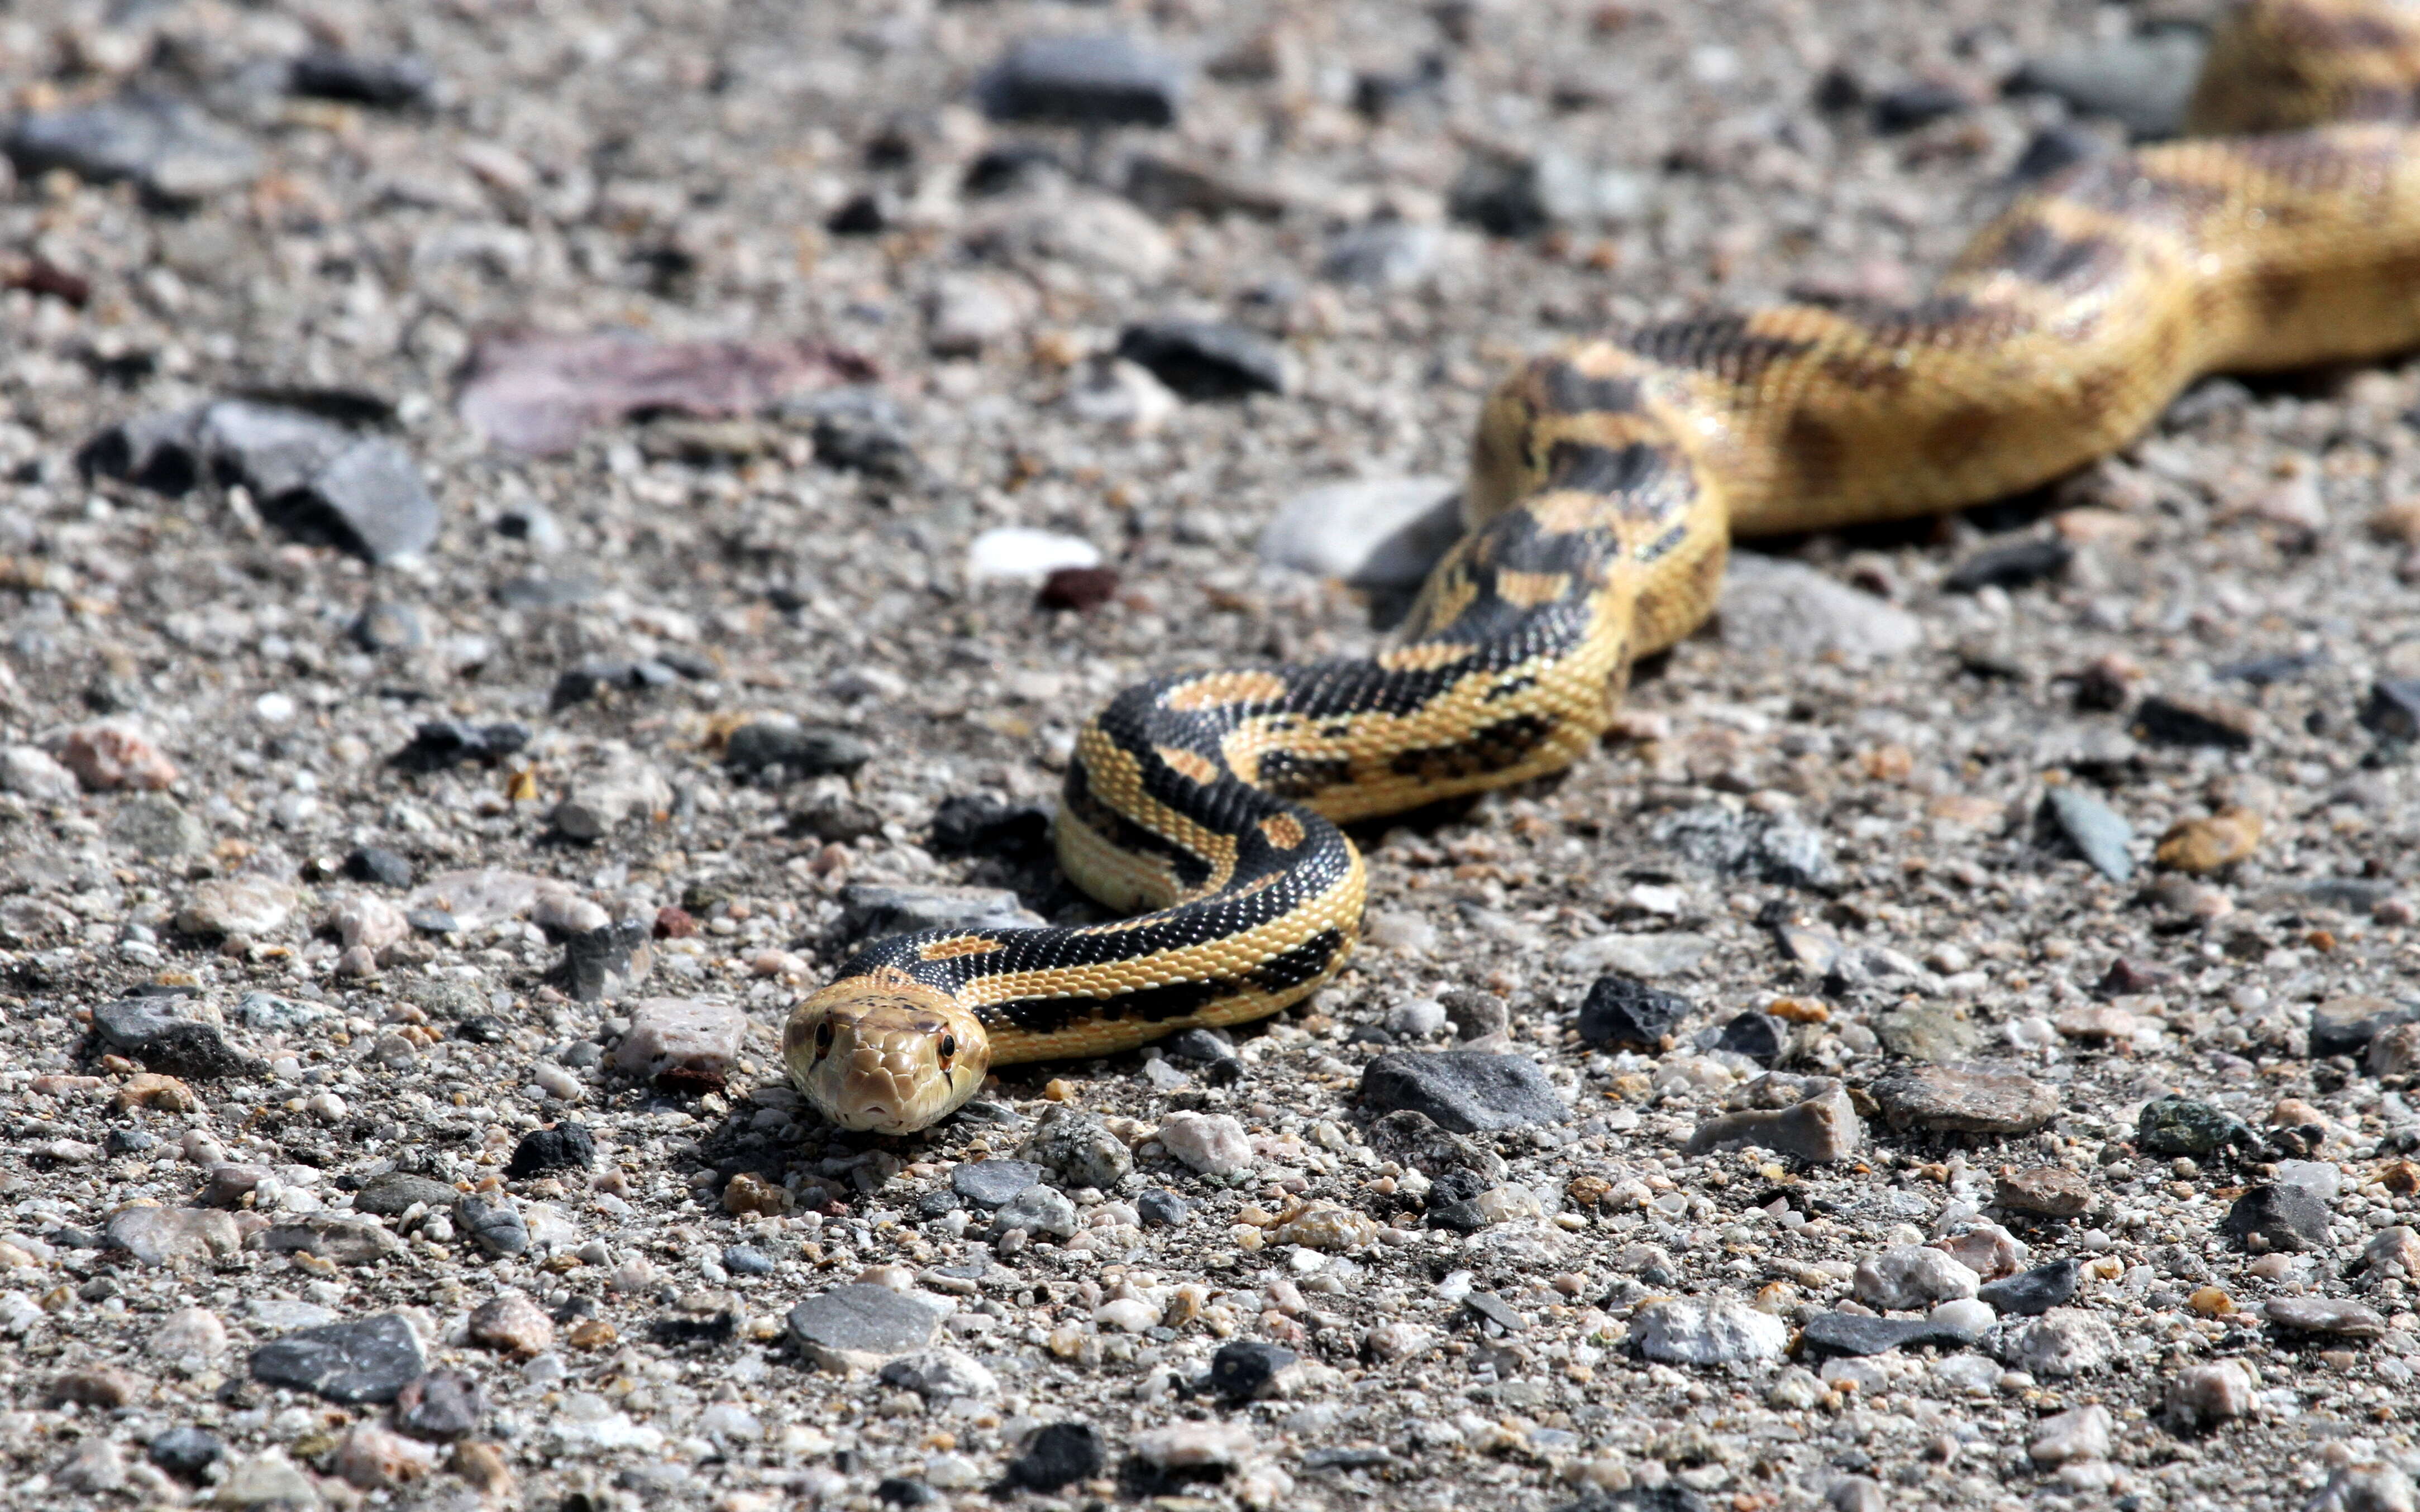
[2044,785,2134,882]
[288,50,442,111]
[1979,1259,2080,1316]
[786,1284,947,1371]
[2309,996,2420,1059]
[1115,320,1292,399]
[836,883,1044,947]
[1319,222,1442,290]
[1853,1245,1979,1309]
[1868,1064,2056,1134]
[1015,1106,1133,1190]
[108,793,209,859]
[1359,1051,1568,1133]
[106,1205,242,1267]
[394,1370,484,1442]
[952,1159,1046,1209]
[249,1314,426,1404]
[1386,998,1449,1040]
[978,35,1186,128]
[1872,1004,1983,1065]
[722,1244,775,1276]
[2361,680,2420,742]
[1631,1298,1788,1365]
[2219,1183,2331,1253]
[263,437,439,564]
[1255,477,1460,591]
[1993,1307,2116,1378]
[2136,1095,2253,1157]
[2263,1296,2385,1339]
[6,94,261,202]
[879,1348,999,1401]
[90,999,264,1080]
[1720,553,1922,666]
[724,718,874,778]
[1684,1082,1861,1163]
[354,1174,459,1218]
[1800,1311,1980,1358]
[258,1216,405,1267]
[996,1184,1080,1240]
[1652,804,1839,891]
[2013,28,2208,139]
[454,1196,528,1257]
[1576,974,1692,1049]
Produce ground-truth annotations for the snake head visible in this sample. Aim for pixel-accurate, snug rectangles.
[783,978,990,1135]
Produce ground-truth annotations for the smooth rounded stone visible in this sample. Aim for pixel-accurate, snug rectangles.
[1558,930,1716,978]
[951,1159,1045,1209]
[0,744,80,801]
[504,1122,594,1179]
[1137,1189,1189,1227]
[454,1195,529,1257]
[175,875,301,939]
[1135,1420,1255,1470]
[1016,1106,1134,1190]
[1992,1307,2116,1378]
[786,1284,948,1371]
[1576,973,1692,1049]
[1254,476,1461,590]
[978,34,1185,126]
[91,999,264,1080]
[2137,1095,2254,1157]
[107,792,208,859]
[1436,989,1507,1042]
[967,527,1101,583]
[1157,1111,1254,1176]
[106,1204,241,1267]
[148,1425,226,1478]
[2265,1296,2385,1339]
[2028,1403,2113,1466]
[2166,1359,2259,1428]
[354,1173,459,1218]
[1654,803,1840,891]
[1799,1310,1979,1358]
[2042,784,2135,883]
[49,722,179,791]
[552,764,673,840]
[1273,1203,1379,1251]
[925,271,1037,357]
[1930,1298,1996,1338]
[1633,1297,1788,1365]
[330,1423,440,1491]
[2369,1022,2420,1078]
[1007,1423,1103,1491]
[1358,1051,1568,1134]
[2309,996,2420,1059]
[212,1451,324,1510]
[995,1184,1079,1240]
[836,883,1046,946]
[880,1347,999,1401]
[2306,1466,2420,1512]
[1387,997,1449,1040]
[2367,1227,2420,1277]
[150,1305,229,1366]
[1684,1082,1861,1163]
[2013,28,2208,138]
[469,1294,555,1357]
[54,1438,127,1494]
[1997,1165,2092,1218]
[1116,320,1292,400]
[1209,1339,1299,1401]
[1720,553,1922,664]
[250,1314,427,1404]
[259,1215,405,1266]
[1320,222,1444,290]
[393,1370,484,1441]
[1868,1064,2056,1135]
[4,94,261,200]
[611,998,746,1083]
[722,1244,775,1276]
[2156,806,2263,875]
[1854,1245,1980,1309]
[723,717,874,777]
[1870,1004,1985,1065]
[1979,1259,2080,1317]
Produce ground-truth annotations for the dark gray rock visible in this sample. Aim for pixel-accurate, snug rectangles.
[390,720,529,772]
[2135,696,2256,750]
[722,1244,775,1276]
[454,1196,528,1257]
[352,1173,458,1219]
[146,1425,223,1478]
[259,436,438,563]
[557,919,650,1003]
[89,999,262,1080]
[1652,804,1839,891]
[1359,1051,1567,1133]
[926,795,1051,860]
[1006,1422,1102,1491]
[2011,28,2208,139]
[249,1314,425,1404]
[2219,1183,2331,1253]
[1714,1013,1784,1064]
[2136,1095,2254,1157]
[2362,680,2420,742]
[1871,81,1970,133]
[1448,147,1600,237]
[1577,974,1691,1049]
[2012,126,2105,183]
[951,1159,1044,1209]
[394,1369,484,1441]
[1800,1310,1980,1357]
[504,1123,593,1179]
[1115,320,1290,399]
[1365,1108,1507,1181]
[995,1184,1078,1238]
[1868,1064,2058,1135]
[724,718,875,778]
[1944,538,2070,594]
[2044,786,2133,882]
[786,1284,947,1370]
[836,883,1043,948]
[345,845,415,888]
[288,50,441,110]
[5,94,259,202]
[2309,997,2420,1059]
[1137,1189,1188,1227]
[1208,1339,1297,1400]
[1978,1259,2079,1317]
[977,35,1185,127]
[1015,1106,1133,1190]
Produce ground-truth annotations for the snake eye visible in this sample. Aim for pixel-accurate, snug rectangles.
[813,1022,834,1061]
[938,1035,957,1063]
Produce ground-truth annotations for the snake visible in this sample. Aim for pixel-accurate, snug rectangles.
[787,0,2420,1135]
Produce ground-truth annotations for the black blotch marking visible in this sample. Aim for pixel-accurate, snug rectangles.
[1249,927,1347,993]
[1482,673,1540,702]
[1257,749,1357,800]
[1637,522,1691,564]
[1990,221,2122,288]
[1061,754,1219,892]
[1620,314,1816,384]
[1540,363,1643,416]
[1388,712,1558,782]
[991,979,1229,1035]
[1546,439,1667,496]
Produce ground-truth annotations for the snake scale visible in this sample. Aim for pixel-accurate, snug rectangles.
[789,0,2420,1134]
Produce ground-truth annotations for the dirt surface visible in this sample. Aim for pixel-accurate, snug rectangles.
[1,1,2418,1510]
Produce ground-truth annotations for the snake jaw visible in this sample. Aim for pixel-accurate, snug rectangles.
[785,978,991,1134]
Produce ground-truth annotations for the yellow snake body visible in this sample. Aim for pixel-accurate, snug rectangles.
[789,0,2420,1135]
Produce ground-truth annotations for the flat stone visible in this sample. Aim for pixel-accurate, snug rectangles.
[259,436,439,563]
[1720,553,1922,664]
[1115,320,1291,399]
[353,1174,459,1218]
[2309,996,2420,1059]
[2264,1296,2385,1339]
[49,722,179,791]
[1558,931,1716,978]
[288,49,442,109]
[258,1216,405,1267]
[1255,476,1461,590]
[951,1159,1045,1209]
[1015,1106,1133,1190]
[996,1184,1078,1239]
[1359,1051,1568,1133]
[1996,1166,2091,1218]
[4,94,261,202]
[1653,805,1839,891]
[468,1294,555,1356]
[1871,1006,1985,1066]
[2044,786,2134,882]
[786,1284,948,1371]
[2028,1404,2113,1467]
[612,998,746,1084]
[1979,1259,2080,1316]
[978,34,1185,127]
[175,876,300,939]
[1683,1083,1861,1163]
[0,744,79,801]
[1868,1064,2056,1134]
[2137,1095,2254,1157]
[1854,1245,1980,1309]
[1800,1311,1979,1358]
[2220,1183,2331,1253]
[1992,1307,2115,1377]
[249,1314,427,1404]
[393,1369,484,1441]
[211,1452,324,1510]
[879,1347,999,1401]
[835,883,1044,947]
[108,792,208,859]
[454,1195,529,1257]
[723,717,873,778]
[2012,29,2208,138]
[1632,1297,1788,1365]
[1576,973,1693,1049]
[90,1001,263,1080]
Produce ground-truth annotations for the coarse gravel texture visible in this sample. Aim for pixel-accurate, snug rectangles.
[2,1,2419,1511]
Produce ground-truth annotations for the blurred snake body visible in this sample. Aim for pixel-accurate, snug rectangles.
[790,0,2420,1134]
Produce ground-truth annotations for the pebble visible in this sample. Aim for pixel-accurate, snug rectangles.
[394,1370,484,1441]
[611,998,746,1084]
[330,1424,440,1491]
[1134,1420,1256,1470]
[1632,1297,1789,1365]
[1272,1203,1378,1251]
[1558,930,1716,978]
[1934,1224,2028,1279]
[1683,1081,1862,1163]
[213,1452,324,1509]
[175,876,300,939]
[1713,1012,1786,1064]
[2156,806,2263,874]
[1654,804,1839,890]
[55,1438,128,1494]
[1871,80,1970,133]
[1006,1422,1102,1491]
[722,1243,774,1276]
[1870,1003,1984,1065]
[879,1348,999,1401]
[1868,1064,2058,1135]
[1719,553,1922,665]
[2028,1404,2112,1466]
[1255,477,1464,596]
[2276,1160,2343,1202]
[995,1184,1079,1240]
[1137,1189,1188,1226]
[2136,694,2257,750]
[2166,1359,2258,1429]
[1996,1166,2091,1218]
[289,49,442,109]
[505,1122,594,1179]
[1156,1111,1254,1176]
[2014,28,2208,138]
[2043,785,2134,882]
[1064,357,1180,435]
[2369,1023,2420,1078]
[2220,1181,2333,1253]
[1854,1245,1980,1309]
[1358,1051,1568,1133]
[1387,997,1450,1040]
[51,722,179,791]
[1015,1106,1134,1190]
[553,764,673,840]
[2307,1467,2420,1512]
[1320,222,1444,290]
[1992,1308,2116,1377]
[108,792,208,859]
[249,1314,427,1404]
[924,271,1035,357]
[354,1173,460,1218]
[2361,679,2420,741]
[1979,1259,2080,1317]
[951,1159,1046,1208]
[1210,1339,1299,1400]
[837,883,1044,945]
[4,95,261,202]
[1576,973,1692,1049]
[469,1294,556,1356]
[2309,996,2419,1058]
[0,744,80,801]
[1115,320,1292,399]
[147,1425,225,1478]
[2264,1296,2385,1339]
[1799,1309,1982,1358]
[260,1215,404,1266]
[1942,537,2071,594]
[105,1205,241,1267]
[978,34,1185,127]
[48,1364,142,1406]
[150,1306,228,1367]
[967,527,1102,583]
[391,720,530,772]
[455,1195,530,1257]
[723,717,874,777]
[786,1285,948,1371]
[2136,1095,2252,1157]
[90,999,263,1079]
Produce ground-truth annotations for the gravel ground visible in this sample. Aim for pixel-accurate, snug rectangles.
[2,1,2419,1509]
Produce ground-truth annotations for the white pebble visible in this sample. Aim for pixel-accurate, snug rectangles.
[967,527,1100,583]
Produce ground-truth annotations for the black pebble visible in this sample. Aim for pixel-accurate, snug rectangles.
[874,1478,935,1507]
[1006,1422,1102,1491]
[1577,973,1690,1050]
[147,1426,223,1478]
[455,1016,508,1045]
[107,1127,155,1155]
[1713,1012,1785,1064]
[1136,1189,1188,1227]
[504,1122,594,1179]
[2011,126,2102,183]
[2219,1183,2332,1253]
[345,845,414,888]
[1872,81,1970,133]
[927,795,1052,860]
[1943,538,2071,594]
[1977,1259,2078,1317]
[1210,1340,1297,1400]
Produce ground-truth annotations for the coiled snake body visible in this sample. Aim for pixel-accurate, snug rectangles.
[790,0,2420,1133]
